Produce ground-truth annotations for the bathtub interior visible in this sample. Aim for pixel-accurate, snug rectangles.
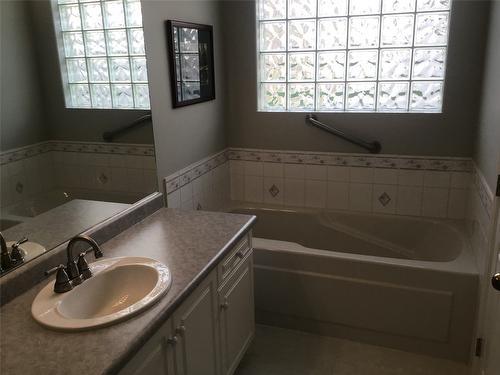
[233,205,478,362]
[232,207,464,262]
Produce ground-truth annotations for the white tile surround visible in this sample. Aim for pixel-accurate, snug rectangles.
[163,148,487,220]
[0,141,157,210]
[161,145,495,281]
[165,147,497,364]
[164,149,230,211]
[228,148,473,220]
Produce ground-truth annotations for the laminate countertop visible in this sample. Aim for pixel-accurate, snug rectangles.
[0,208,256,375]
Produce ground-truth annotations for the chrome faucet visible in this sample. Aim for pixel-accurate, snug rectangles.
[45,235,103,293]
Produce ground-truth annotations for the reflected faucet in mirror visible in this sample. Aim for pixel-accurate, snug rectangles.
[0,232,26,274]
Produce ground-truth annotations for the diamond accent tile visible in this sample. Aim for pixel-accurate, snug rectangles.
[378,192,391,206]
[98,173,109,185]
[269,184,280,197]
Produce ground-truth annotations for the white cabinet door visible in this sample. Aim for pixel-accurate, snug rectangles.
[173,271,219,375]
[219,255,255,375]
[119,318,175,375]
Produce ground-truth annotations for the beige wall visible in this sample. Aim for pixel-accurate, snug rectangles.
[474,0,500,191]
[1,0,48,150]
[142,0,227,178]
[221,0,491,157]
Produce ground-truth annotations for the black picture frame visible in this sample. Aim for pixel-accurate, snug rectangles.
[166,20,216,108]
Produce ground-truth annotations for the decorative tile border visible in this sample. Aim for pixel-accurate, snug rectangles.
[164,149,228,194]
[0,141,155,165]
[0,142,52,165]
[227,148,472,172]
[50,141,155,157]
[164,147,476,195]
[472,162,495,221]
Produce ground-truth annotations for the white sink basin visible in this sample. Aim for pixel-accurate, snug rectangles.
[32,257,172,331]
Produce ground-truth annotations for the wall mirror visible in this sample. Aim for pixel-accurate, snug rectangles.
[0,0,158,276]
[166,20,215,108]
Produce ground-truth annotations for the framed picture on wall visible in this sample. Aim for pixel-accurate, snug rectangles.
[166,20,216,108]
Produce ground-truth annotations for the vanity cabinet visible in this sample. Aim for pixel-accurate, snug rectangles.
[119,317,176,375]
[219,255,254,375]
[172,273,219,375]
[119,232,254,375]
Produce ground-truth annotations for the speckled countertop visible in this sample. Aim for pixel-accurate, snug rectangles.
[0,208,255,375]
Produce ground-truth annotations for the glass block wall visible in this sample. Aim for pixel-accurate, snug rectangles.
[257,0,452,112]
[54,0,150,109]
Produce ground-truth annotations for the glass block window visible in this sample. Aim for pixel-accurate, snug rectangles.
[257,0,452,112]
[54,0,150,109]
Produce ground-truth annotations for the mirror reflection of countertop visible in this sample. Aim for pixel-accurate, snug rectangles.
[2,199,131,261]
[0,208,256,375]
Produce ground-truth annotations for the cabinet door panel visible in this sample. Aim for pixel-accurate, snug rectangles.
[131,342,169,375]
[220,256,255,375]
[119,319,175,375]
[174,273,219,375]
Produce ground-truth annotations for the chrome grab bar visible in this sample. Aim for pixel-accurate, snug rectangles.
[306,114,381,154]
[102,113,152,142]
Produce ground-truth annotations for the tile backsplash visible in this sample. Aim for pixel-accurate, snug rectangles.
[1,141,157,211]
[164,149,229,211]
[228,148,472,220]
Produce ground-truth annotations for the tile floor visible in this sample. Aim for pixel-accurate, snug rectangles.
[235,325,469,375]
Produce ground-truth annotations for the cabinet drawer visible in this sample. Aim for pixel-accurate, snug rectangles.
[218,233,251,286]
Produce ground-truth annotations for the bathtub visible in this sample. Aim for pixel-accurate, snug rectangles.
[231,205,478,362]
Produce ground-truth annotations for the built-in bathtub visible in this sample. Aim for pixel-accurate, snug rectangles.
[231,205,478,362]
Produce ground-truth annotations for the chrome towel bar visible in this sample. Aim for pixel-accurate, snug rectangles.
[306,114,382,154]
[102,113,152,142]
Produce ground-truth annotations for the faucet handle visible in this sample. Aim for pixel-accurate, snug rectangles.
[66,259,84,286]
[10,236,28,263]
[77,252,92,280]
[45,265,73,294]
